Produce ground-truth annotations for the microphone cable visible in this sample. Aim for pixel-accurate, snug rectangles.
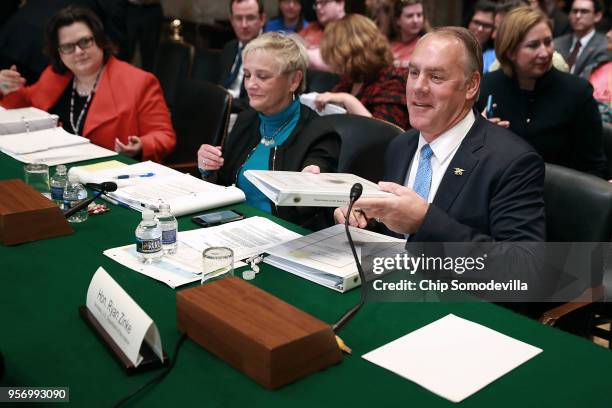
[112,333,187,408]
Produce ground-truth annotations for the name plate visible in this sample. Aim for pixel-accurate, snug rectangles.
[85,267,163,367]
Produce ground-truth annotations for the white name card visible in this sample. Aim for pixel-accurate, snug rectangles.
[86,267,163,367]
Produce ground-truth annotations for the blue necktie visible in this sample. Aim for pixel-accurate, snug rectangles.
[223,45,243,88]
[412,144,434,201]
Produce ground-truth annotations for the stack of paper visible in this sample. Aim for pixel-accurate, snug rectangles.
[264,224,404,292]
[0,107,58,135]
[362,314,543,403]
[71,160,246,216]
[104,216,302,288]
[0,125,117,165]
[245,170,392,207]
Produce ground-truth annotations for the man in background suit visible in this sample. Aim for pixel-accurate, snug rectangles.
[335,27,546,243]
[220,0,265,112]
[554,0,610,78]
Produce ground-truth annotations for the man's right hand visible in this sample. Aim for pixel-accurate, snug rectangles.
[0,65,25,96]
[197,144,224,171]
[333,207,369,228]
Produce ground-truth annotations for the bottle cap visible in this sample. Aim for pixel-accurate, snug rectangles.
[56,164,67,174]
[142,209,155,220]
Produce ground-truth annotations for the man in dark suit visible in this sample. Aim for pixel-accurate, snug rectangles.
[220,0,266,112]
[335,27,546,243]
[554,0,610,78]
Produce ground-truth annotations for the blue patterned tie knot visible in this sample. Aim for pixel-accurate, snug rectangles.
[413,144,433,201]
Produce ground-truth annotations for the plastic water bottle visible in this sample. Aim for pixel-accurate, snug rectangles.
[136,209,163,264]
[63,173,88,223]
[157,202,178,254]
[50,165,68,209]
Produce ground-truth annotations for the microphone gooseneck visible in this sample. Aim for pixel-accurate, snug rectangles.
[64,181,117,218]
[332,183,367,333]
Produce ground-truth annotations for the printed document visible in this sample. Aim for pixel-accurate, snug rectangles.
[0,107,58,135]
[362,314,543,403]
[264,224,403,292]
[104,217,300,288]
[245,170,392,207]
[71,160,246,216]
[0,126,117,165]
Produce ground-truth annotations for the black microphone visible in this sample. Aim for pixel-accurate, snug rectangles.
[64,181,117,218]
[332,183,367,333]
[86,182,118,192]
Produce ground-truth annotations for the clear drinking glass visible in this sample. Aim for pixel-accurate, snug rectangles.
[202,247,234,284]
[24,163,50,198]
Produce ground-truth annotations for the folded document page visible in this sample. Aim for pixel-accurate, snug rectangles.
[362,314,542,403]
[71,160,246,216]
[104,217,300,288]
[245,170,392,207]
[264,224,403,292]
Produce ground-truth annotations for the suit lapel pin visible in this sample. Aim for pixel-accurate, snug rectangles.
[453,167,465,176]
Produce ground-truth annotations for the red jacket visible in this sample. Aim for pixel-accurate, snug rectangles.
[0,56,176,162]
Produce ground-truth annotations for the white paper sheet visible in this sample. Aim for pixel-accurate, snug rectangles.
[2,139,117,165]
[178,216,302,261]
[0,127,89,154]
[71,160,246,216]
[104,217,300,288]
[362,314,543,403]
[300,93,347,115]
[0,107,58,135]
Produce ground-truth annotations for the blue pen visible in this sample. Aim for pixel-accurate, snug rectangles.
[114,172,155,180]
[485,94,494,119]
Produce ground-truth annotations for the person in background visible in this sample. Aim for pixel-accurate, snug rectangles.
[478,6,607,178]
[388,0,429,68]
[588,28,612,122]
[299,0,345,70]
[314,14,409,129]
[554,0,610,78]
[366,0,393,39]
[468,0,497,72]
[220,0,266,113]
[0,5,175,162]
[486,0,570,73]
[529,0,572,36]
[124,0,163,72]
[264,0,308,33]
[197,33,340,228]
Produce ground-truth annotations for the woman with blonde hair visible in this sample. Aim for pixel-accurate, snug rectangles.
[314,14,409,129]
[478,6,607,177]
[197,32,340,227]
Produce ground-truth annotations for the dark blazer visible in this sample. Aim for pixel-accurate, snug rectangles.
[554,31,611,78]
[384,113,546,242]
[219,39,249,112]
[478,68,607,178]
[217,104,341,228]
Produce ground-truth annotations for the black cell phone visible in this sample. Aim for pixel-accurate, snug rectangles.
[192,210,244,227]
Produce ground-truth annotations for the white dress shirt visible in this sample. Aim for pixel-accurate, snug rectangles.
[227,41,245,99]
[569,29,596,73]
[404,110,476,203]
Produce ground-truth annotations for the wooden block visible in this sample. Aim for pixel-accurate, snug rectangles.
[0,179,73,245]
[177,277,343,389]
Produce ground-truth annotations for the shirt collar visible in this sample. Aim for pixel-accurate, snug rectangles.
[417,110,476,164]
[574,29,596,48]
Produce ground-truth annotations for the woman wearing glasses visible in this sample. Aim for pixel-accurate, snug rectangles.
[0,6,175,163]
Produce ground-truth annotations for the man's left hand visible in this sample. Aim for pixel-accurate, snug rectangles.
[356,181,429,234]
[115,136,143,157]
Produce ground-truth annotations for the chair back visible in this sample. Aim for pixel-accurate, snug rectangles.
[164,79,231,174]
[152,40,194,108]
[306,70,340,93]
[602,122,612,179]
[312,114,404,182]
[544,163,612,242]
[191,48,223,83]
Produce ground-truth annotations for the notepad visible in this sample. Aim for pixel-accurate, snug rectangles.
[362,314,543,403]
